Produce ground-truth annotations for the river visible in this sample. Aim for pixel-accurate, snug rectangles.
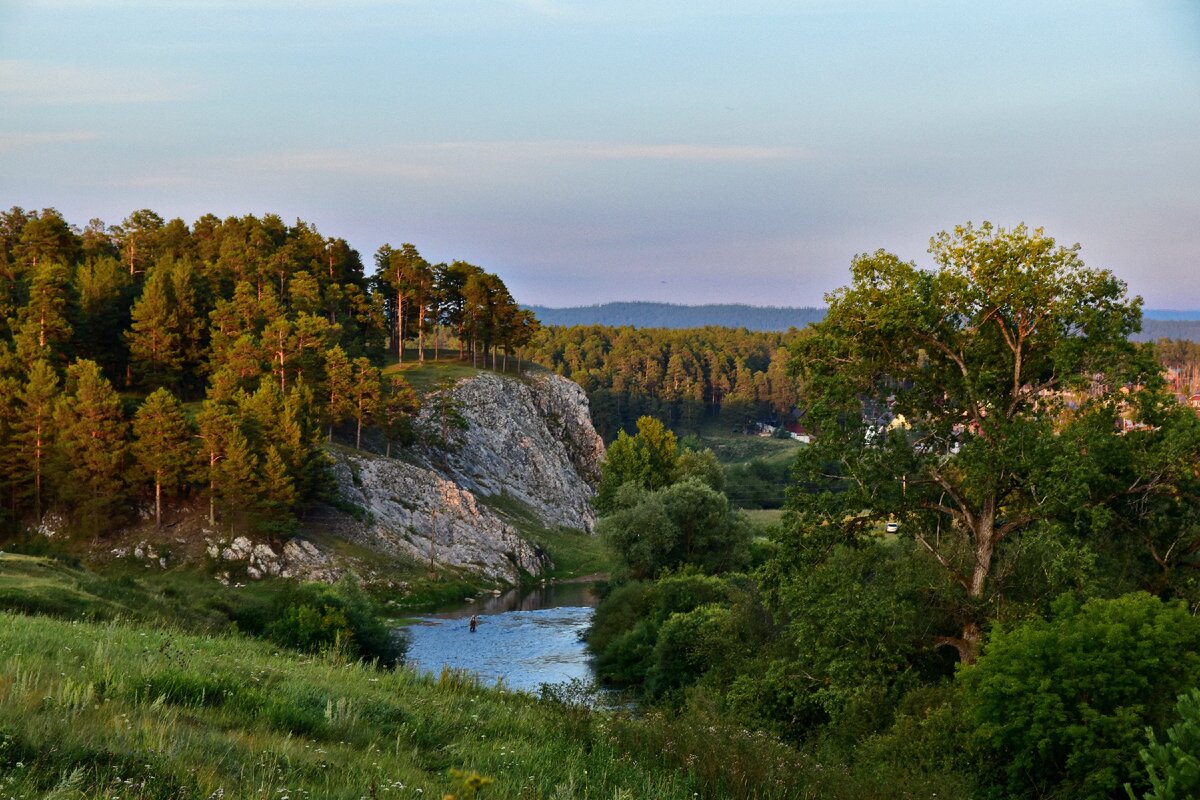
[400,581,600,694]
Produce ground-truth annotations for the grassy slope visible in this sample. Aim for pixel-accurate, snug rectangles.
[477,493,609,581]
[688,420,804,468]
[0,609,823,799]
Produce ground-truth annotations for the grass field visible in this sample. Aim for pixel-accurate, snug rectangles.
[0,606,829,799]
[740,508,785,529]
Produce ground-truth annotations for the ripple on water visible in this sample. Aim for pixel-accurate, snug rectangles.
[402,605,596,694]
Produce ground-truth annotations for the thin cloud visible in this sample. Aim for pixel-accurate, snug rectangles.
[0,59,189,105]
[428,140,812,163]
[0,130,103,152]
[216,150,450,181]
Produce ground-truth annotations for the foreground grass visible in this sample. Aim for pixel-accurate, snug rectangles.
[0,611,832,799]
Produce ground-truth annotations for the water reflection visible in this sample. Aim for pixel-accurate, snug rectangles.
[401,582,599,694]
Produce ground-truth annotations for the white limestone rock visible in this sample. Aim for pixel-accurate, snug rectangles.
[415,372,604,532]
[333,451,548,583]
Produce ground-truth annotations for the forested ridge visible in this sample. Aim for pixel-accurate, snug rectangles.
[528,300,1200,341]
[0,206,535,539]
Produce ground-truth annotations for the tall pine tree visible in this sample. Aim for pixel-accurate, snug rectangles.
[131,388,193,528]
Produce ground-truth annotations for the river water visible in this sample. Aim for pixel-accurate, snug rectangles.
[400,582,599,694]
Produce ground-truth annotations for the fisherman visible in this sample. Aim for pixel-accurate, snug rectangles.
[469,614,478,633]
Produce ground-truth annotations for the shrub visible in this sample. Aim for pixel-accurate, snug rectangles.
[963,592,1200,800]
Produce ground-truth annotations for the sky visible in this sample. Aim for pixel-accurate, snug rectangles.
[1,1,1198,308]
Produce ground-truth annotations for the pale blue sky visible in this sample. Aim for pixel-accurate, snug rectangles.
[1,1,1198,307]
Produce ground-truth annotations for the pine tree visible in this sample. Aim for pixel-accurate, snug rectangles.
[257,444,296,525]
[380,373,420,457]
[13,261,73,365]
[0,346,22,521]
[323,345,353,441]
[52,359,129,534]
[350,357,382,450]
[195,400,236,527]
[131,387,193,528]
[126,266,183,390]
[11,359,58,521]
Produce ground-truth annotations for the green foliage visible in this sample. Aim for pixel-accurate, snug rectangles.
[254,576,401,665]
[589,572,768,702]
[597,478,751,580]
[1127,688,1200,800]
[594,415,679,513]
[675,446,724,492]
[963,593,1200,800]
[744,540,957,744]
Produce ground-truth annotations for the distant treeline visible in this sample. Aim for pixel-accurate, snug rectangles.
[531,324,1200,443]
[528,325,803,441]
[529,301,1200,341]
[0,206,529,538]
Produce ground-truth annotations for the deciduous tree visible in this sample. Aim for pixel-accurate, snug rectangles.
[784,222,1150,662]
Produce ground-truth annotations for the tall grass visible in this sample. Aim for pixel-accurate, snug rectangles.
[0,611,843,799]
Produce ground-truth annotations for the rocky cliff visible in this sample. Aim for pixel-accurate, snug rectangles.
[415,372,604,533]
[331,371,604,583]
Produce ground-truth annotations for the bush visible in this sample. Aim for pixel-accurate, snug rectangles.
[963,592,1200,800]
[239,576,403,666]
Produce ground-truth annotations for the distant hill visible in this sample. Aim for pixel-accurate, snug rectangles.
[526,302,825,331]
[528,302,1200,340]
[1137,319,1200,342]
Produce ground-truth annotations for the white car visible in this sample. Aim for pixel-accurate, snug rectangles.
[885,521,900,534]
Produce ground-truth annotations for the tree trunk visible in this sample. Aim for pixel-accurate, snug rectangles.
[959,495,998,664]
[208,453,218,526]
[33,426,42,522]
[418,302,426,364]
[155,473,162,529]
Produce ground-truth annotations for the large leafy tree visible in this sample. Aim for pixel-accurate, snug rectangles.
[784,222,1152,662]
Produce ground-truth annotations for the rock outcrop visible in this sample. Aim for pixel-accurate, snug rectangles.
[333,452,548,582]
[415,372,604,532]
[204,536,341,583]
[327,371,604,584]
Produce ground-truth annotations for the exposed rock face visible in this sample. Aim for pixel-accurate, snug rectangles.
[415,373,604,532]
[323,370,603,584]
[333,453,548,582]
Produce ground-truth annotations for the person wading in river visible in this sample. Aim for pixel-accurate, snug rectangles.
[469,615,478,633]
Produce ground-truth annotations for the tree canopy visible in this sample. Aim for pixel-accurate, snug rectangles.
[783,222,1166,662]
